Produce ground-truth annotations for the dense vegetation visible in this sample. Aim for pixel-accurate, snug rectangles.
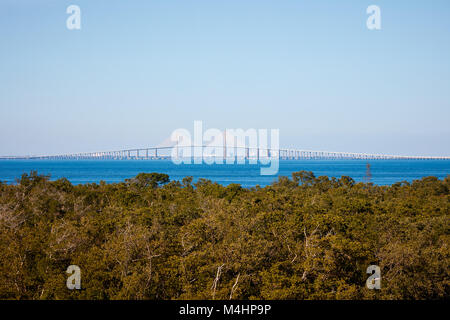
[0,171,448,300]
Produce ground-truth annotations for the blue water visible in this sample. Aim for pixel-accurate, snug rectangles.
[0,160,449,188]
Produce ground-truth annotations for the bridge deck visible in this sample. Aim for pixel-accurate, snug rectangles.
[1,146,449,160]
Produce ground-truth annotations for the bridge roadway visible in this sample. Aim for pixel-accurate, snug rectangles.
[1,146,449,161]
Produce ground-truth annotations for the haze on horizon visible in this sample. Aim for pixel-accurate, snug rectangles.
[0,0,449,157]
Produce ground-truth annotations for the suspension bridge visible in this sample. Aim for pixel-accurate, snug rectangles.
[1,146,449,160]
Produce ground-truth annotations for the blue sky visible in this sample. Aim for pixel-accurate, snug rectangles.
[0,0,449,156]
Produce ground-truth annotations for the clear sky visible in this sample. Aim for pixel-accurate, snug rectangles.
[1,0,449,156]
